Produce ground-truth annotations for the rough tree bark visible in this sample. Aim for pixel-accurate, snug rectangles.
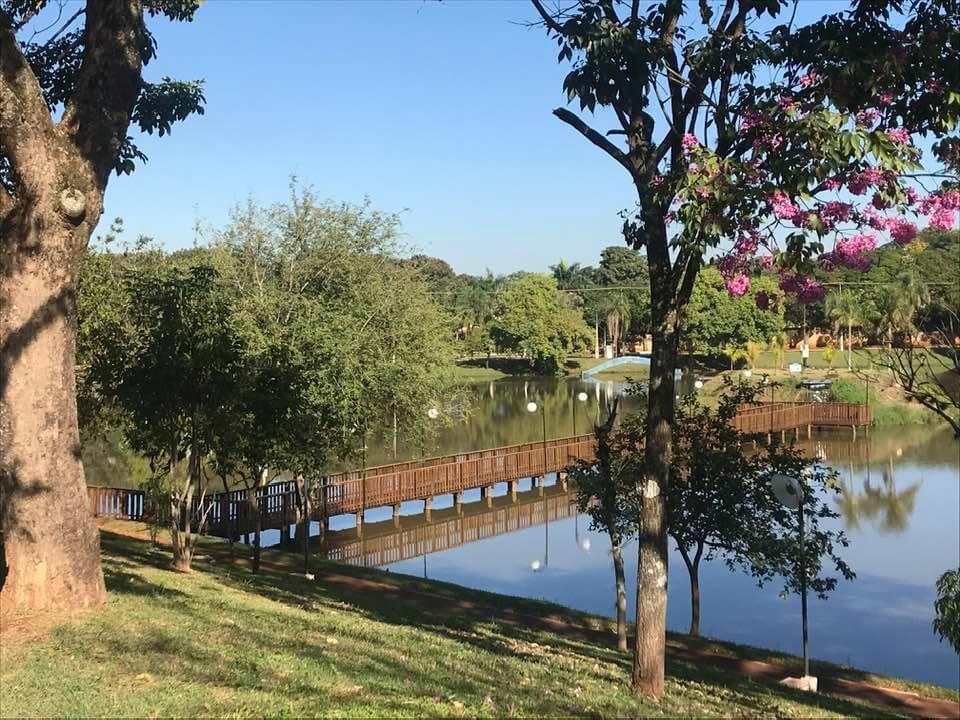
[0,3,146,613]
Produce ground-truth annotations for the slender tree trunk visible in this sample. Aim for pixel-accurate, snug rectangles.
[612,542,628,652]
[247,486,261,574]
[632,316,680,698]
[0,223,107,611]
[678,543,703,637]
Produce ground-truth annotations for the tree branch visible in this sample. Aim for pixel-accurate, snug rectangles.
[59,0,145,189]
[553,107,633,173]
[530,0,564,34]
[0,26,58,193]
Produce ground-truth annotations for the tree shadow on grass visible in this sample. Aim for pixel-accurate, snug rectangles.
[94,532,932,718]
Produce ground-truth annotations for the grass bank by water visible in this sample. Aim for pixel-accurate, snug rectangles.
[2,528,956,719]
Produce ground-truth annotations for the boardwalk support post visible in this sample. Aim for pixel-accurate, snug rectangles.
[425,496,433,521]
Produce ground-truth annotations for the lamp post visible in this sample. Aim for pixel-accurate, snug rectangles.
[527,399,550,570]
[771,473,813,688]
[572,390,589,436]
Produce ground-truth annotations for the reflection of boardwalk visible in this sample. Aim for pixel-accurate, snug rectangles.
[322,485,578,568]
[86,401,870,539]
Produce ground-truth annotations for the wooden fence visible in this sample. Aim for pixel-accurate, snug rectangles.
[87,401,870,538]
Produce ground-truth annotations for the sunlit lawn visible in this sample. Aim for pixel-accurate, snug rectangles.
[2,531,951,718]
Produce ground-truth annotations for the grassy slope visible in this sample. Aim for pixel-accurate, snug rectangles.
[2,531,955,719]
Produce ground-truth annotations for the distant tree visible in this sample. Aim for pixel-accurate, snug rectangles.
[490,274,592,374]
[934,568,960,654]
[550,259,584,289]
[89,264,241,572]
[871,306,960,437]
[826,290,865,369]
[682,268,784,361]
[567,400,636,651]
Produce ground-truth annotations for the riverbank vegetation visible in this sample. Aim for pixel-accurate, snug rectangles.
[2,530,955,719]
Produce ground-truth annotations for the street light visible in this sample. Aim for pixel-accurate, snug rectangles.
[694,379,704,390]
[771,473,815,691]
[573,390,589,436]
[527,399,550,570]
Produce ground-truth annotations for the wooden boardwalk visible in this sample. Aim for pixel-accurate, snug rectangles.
[87,401,871,538]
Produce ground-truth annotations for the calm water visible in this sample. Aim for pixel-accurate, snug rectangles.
[307,378,960,688]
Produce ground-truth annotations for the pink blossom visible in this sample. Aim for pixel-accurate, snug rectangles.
[695,186,711,198]
[819,201,854,228]
[823,177,842,191]
[878,93,894,106]
[927,80,944,95]
[905,187,920,205]
[888,218,918,245]
[856,109,880,127]
[779,94,797,112]
[756,255,774,270]
[725,274,751,297]
[682,133,700,156]
[799,72,819,88]
[717,254,749,278]
[689,162,700,173]
[887,127,911,144]
[862,206,889,231]
[734,230,760,256]
[848,167,883,195]
[740,111,765,132]
[930,206,957,230]
[780,273,826,304]
[769,191,799,221]
[650,174,664,187]
[872,192,892,210]
[664,212,676,224]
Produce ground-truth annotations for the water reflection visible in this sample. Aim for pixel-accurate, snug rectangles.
[351,379,960,688]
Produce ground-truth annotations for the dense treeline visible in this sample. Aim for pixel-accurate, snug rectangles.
[410,229,958,373]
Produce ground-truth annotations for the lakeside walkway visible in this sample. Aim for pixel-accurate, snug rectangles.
[87,401,871,539]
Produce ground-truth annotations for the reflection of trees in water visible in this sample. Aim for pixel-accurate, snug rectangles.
[837,456,921,533]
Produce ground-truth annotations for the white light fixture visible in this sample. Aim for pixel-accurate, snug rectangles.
[526,401,538,413]
[426,408,439,420]
[694,380,704,390]
[530,559,542,571]
[580,538,591,552]
[576,391,588,402]
[771,473,802,510]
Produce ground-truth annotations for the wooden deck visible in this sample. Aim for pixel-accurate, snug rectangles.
[87,400,871,538]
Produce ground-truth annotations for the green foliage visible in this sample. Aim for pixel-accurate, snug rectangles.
[933,568,960,654]
[682,268,785,358]
[489,274,592,375]
[829,377,935,427]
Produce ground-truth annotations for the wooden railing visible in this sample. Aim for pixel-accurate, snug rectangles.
[729,401,872,434]
[87,401,870,538]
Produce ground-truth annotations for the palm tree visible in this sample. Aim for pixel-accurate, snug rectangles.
[550,259,583,290]
[826,289,863,370]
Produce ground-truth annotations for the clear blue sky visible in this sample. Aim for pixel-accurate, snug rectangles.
[102,0,855,276]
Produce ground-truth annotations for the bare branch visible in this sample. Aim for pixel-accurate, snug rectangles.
[553,107,633,173]
[530,0,564,34]
[45,6,85,46]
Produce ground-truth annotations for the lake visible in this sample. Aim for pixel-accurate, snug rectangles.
[308,378,960,689]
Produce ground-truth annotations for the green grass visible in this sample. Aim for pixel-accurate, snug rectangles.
[2,531,955,718]
[828,377,938,427]
[451,364,508,381]
[752,348,883,371]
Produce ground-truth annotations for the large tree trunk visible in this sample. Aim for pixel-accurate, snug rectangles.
[0,219,106,614]
[632,320,678,698]
[612,542,628,652]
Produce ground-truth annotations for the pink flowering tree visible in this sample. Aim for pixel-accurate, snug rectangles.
[532,0,959,698]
